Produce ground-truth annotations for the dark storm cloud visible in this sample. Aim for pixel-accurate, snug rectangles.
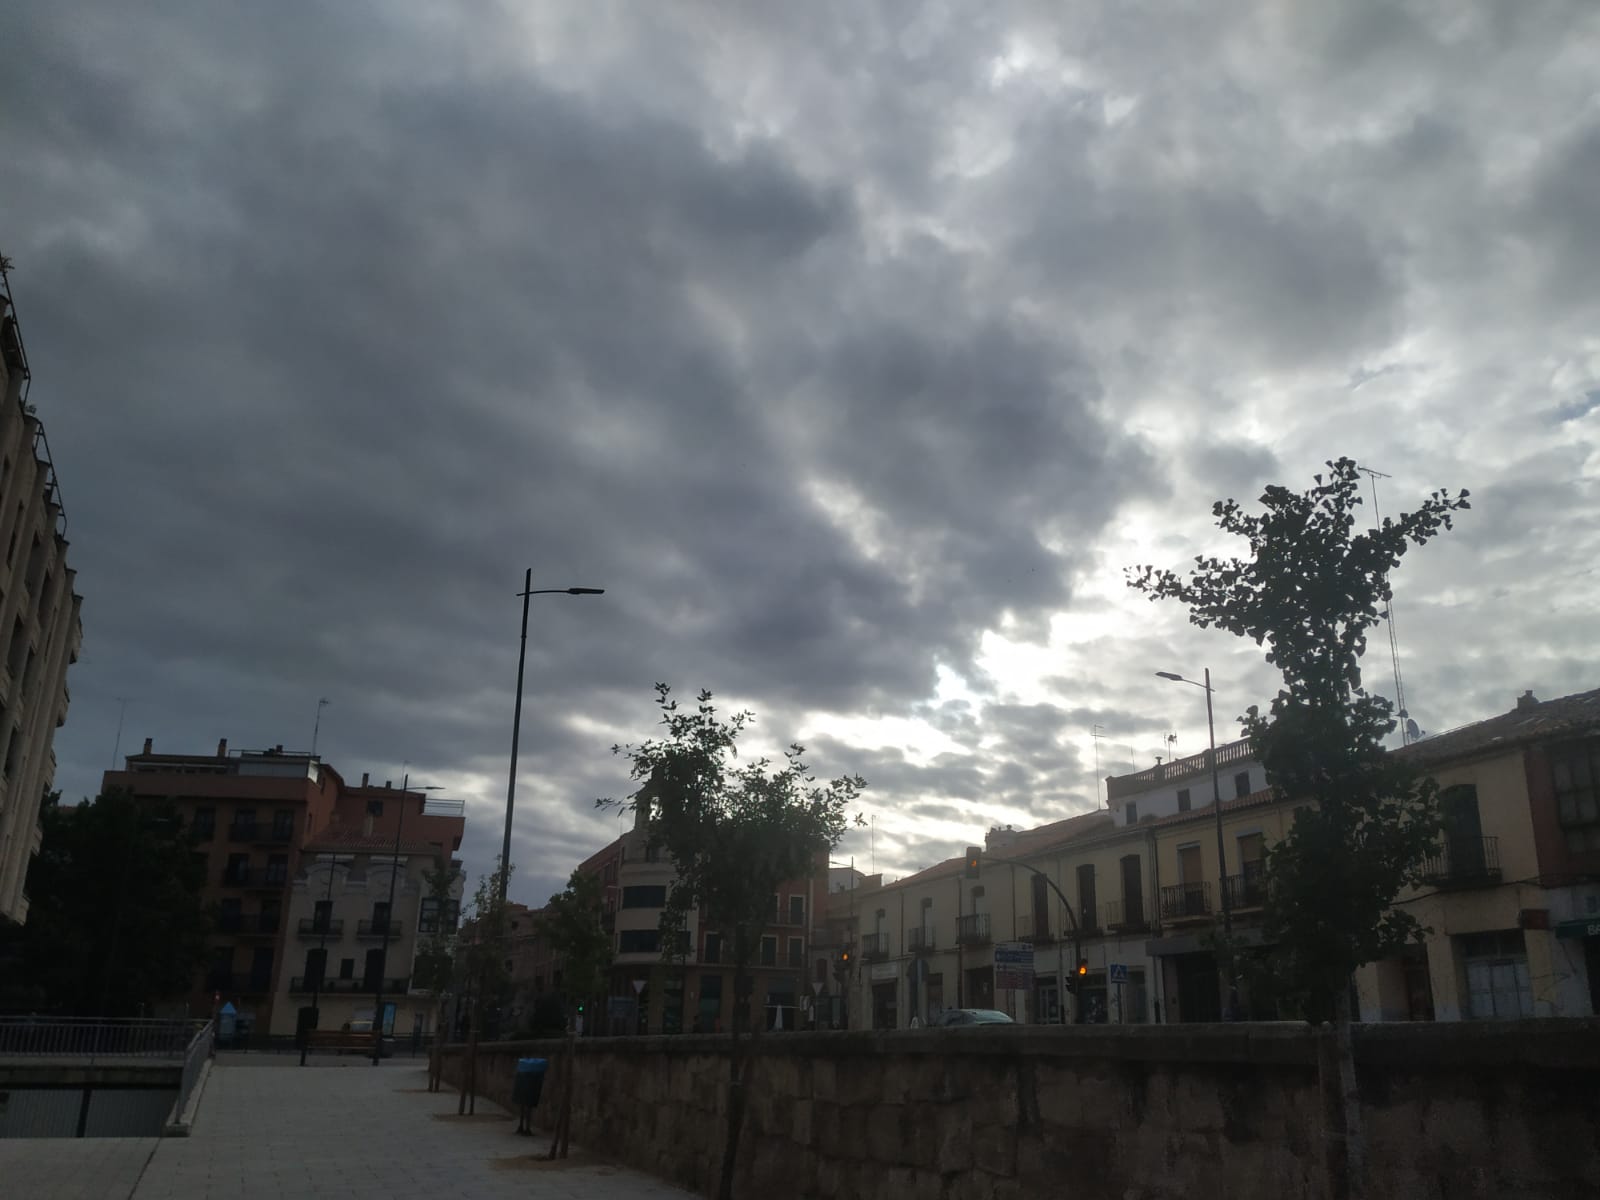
[4,1,1157,904]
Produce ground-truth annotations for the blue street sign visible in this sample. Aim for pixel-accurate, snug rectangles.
[1109,963,1129,984]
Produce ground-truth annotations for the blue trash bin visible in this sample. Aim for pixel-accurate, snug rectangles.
[513,1057,548,1108]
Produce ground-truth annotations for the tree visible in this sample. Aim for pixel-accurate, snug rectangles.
[0,789,210,1016]
[454,860,513,1115]
[411,863,462,1093]
[535,869,613,1024]
[604,684,865,1200]
[1129,456,1468,1199]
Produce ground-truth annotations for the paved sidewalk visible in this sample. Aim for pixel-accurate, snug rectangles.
[0,1058,698,1199]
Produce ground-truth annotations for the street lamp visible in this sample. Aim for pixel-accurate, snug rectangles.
[1154,670,1232,939]
[500,569,604,909]
[372,774,444,1065]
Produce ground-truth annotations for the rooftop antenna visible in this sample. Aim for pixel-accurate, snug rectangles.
[110,697,136,767]
[1090,725,1107,808]
[1359,466,1412,744]
[1165,732,1178,759]
[311,697,330,756]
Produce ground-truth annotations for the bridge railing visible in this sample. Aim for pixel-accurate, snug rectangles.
[0,1016,199,1059]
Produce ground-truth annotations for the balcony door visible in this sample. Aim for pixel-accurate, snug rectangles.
[364,948,384,991]
[303,947,327,988]
[1441,785,1485,873]
[1120,855,1143,926]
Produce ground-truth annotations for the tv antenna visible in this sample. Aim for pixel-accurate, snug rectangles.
[1090,725,1107,808]
[1360,466,1413,744]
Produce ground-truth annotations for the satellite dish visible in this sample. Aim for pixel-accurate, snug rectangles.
[1406,718,1422,741]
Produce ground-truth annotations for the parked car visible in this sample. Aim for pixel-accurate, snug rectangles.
[930,1008,1015,1027]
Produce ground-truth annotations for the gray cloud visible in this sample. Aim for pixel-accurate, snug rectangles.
[3,0,1596,908]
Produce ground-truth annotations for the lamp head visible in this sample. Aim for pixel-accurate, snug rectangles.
[1155,671,1183,681]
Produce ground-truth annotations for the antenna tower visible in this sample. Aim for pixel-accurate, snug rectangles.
[1360,466,1412,744]
[1090,725,1107,807]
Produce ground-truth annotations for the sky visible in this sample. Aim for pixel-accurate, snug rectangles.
[3,1,1597,910]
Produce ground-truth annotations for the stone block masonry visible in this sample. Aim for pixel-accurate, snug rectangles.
[441,1020,1600,1199]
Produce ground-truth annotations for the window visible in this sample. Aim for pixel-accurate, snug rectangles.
[219,897,242,932]
[191,807,216,840]
[419,897,441,933]
[272,809,295,841]
[303,947,327,986]
[1552,740,1600,852]
[1460,931,1532,1020]
[313,900,333,932]
[644,841,661,863]
[1177,788,1191,813]
[265,855,288,886]
[760,935,778,966]
[231,808,256,839]
[621,884,668,909]
[371,901,391,932]
[1234,771,1252,799]
[789,895,805,926]
[223,853,250,884]
[703,932,722,963]
[1126,802,1138,825]
[619,929,661,954]
[1119,854,1144,926]
[1076,863,1096,930]
[788,937,804,968]
[339,958,355,980]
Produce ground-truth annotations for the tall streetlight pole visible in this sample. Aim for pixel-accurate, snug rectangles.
[1155,669,1232,938]
[500,569,604,908]
[372,774,444,1065]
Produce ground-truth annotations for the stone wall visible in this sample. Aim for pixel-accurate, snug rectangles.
[440,1019,1600,1199]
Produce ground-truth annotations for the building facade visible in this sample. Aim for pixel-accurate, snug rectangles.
[105,746,465,1037]
[0,273,83,926]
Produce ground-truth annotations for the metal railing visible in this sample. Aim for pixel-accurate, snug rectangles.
[1421,837,1501,887]
[357,918,400,937]
[0,1016,201,1060]
[229,821,259,841]
[1103,898,1148,932]
[860,931,890,960]
[907,925,936,953]
[169,1019,215,1128]
[1017,913,1055,943]
[1159,882,1212,921]
[297,917,344,937]
[1225,867,1268,910]
[289,976,409,995]
[956,913,991,945]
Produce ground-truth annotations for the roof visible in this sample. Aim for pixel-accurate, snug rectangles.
[1106,738,1254,801]
[1140,786,1279,832]
[885,809,1114,892]
[1399,687,1600,766]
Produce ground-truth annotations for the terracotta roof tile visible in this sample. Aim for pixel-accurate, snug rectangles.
[1398,687,1600,765]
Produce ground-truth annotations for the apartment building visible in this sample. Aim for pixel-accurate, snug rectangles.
[270,798,464,1041]
[831,687,1600,1030]
[105,747,466,1037]
[0,273,83,926]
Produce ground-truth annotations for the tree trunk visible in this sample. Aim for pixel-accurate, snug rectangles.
[717,957,754,1200]
[1323,986,1366,1200]
[428,996,445,1093]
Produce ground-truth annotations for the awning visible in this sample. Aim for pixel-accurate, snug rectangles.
[1555,917,1600,940]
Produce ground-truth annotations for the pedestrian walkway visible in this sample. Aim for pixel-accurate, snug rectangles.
[0,1057,698,1199]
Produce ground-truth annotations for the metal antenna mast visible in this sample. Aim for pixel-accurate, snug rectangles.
[1090,725,1106,808]
[1360,466,1412,744]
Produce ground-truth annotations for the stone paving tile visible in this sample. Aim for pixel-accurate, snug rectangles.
[1,1059,698,1200]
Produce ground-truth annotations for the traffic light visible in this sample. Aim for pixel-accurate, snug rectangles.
[1066,958,1089,995]
[838,948,851,968]
[1076,958,1089,978]
[964,846,981,879]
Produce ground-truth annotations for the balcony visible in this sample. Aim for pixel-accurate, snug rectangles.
[228,822,259,842]
[297,917,345,939]
[357,918,402,939]
[241,912,280,937]
[259,825,295,845]
[956,913,991,946]
[1420,837,1502,890]
[907,925,936,954]
[250,870,288,891]
[220,867,252,887]
[1016,913,1055,944]
[289,976,410,995]
[1224,866,1268,910]
[860,931,890,961]
[770,909,807,928]
[1102,898,1149,934]
[1160,882,1212,924]
[210,973,274,995]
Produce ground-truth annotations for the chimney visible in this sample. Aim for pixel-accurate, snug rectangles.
[384,780,392,790]
[1517,690,1540,711]
[217,738,228,758]
[361,772,369,787]
[142,737,152,755]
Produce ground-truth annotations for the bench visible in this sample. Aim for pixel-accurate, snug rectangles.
[304,1029,377,1054]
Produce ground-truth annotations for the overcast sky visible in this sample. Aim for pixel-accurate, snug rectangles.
[4,1,1597,909]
